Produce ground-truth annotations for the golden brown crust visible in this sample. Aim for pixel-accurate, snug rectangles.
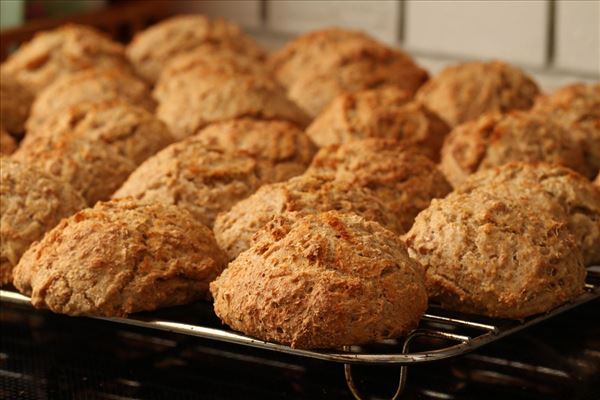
[0,70,33,135]
[596,172,600,186]
[13,136,136,205]
[213,174,404,260]
[440,111,591,187]
[13,198,227,316]
[0,129,17,155]
[1,158,86,285]
[195,118,316,183]
[156,45,269,92]
[288,49,428,117]
[113,140,261,227]
[211,211,427,349]
[306,139,451,232]
[416,60,540,127]
[126,15,266,83]
[268,27,391,88]
[404,189,586,319]
[533,83,600,176]
[27,68,155,132]
[2,24,129,93]
[458,162,600,265]
[22,100,173,165]
[155,71,310,140]
[306,87,449,161]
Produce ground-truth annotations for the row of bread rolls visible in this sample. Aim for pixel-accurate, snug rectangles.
[0,16,598,350]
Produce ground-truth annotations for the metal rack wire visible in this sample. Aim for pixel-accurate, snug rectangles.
[1,266,598,399]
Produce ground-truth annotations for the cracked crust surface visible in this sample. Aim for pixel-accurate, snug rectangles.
[155,71,310,140]
[416,60,540,127]
[306,139,451,232]
[458,162,600,265]
[13,198,227,317]
[27,68,155,132]
[23,100,173,165]
[1,158,86,285]
[0,70,33,135]
[211,211,427,349]
[194,118,316,183]
[306,87,449,161]
[1,129,17,155]
[214,174,404,260]
[440,111,590,187]
[126,15,266,83]
[532,83,600,177]
[2,24,129,93]
[13,136,136,205]
[403,189,586,319]
[113,141,262,227]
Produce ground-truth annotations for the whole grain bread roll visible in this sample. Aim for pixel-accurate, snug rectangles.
[306,138,451,232]
[0,129,17,155]
[288,52,428,117]
[195,118,316,182]
[126,15,266,83]
[440,111,591,187]
[113,141,260,227]
[416,60,539,127]
[13,198,227,316]
[404,189,586,319]
[306,86,449,161]
[1,158,86,285]
[268,27,383,88]
[156,45,269,92]
[27,68,155,132]
[214,174,403,260]
[155,70,310,140]
[13,136,136,205]
[458,162,600,265]
[0,70,33,135]
[211,211,428,349]
[532,83,600,177]
[2,24,129,93]
[22,100,173,165]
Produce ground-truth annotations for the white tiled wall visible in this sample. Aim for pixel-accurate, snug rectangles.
[267,0,400,44]
[182,0,600,83]
[404,0,549,67]
[554,0,600,75]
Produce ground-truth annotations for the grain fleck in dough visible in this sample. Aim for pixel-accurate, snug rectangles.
[416,60,540,127]
[211,211,428,349]
[13,198,227,317]
[1,158,86,285]
[306,138,451,232]
[2,24,129,93]
[214,174,403,260]
[306,86,449,161]
[459,162,600,266]
[404,189,586,319]
[440,111,591,187]
[127,15,266,83]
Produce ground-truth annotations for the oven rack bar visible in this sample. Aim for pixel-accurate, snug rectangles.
[1,269,597,367]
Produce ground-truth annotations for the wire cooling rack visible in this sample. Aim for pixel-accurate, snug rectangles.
[2,266,598,399]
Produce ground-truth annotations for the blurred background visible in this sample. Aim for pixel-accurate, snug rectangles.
[1,0,598,88]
